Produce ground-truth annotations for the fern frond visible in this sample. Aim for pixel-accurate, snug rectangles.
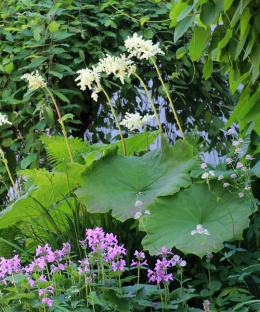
[40,135,89,171]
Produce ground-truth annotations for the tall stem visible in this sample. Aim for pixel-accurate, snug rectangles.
[133,72,163,132]
[149,57,185,140]
[0,149,20,198]
[101,88,127,156]
[45,87,74,162]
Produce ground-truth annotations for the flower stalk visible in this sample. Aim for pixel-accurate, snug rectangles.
[101,88,127,156]
[0,148,20,198]
[149,56,185,140]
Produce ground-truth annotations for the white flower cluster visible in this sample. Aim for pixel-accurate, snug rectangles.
[120,112,155,131]
[191,224,210,236]
[20,70,47,90]
[75,67,101,102]
[124,32,165,60]
[0,113,12,126]
[96,54,136,84]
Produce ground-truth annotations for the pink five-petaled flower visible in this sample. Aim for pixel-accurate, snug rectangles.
[228,129,235,134]
[226,158,233,164]
[201,163,207,169]
[238,138,243,143]
[239,192,244,198]
[223,183,230,187]
[231,174,237,178]
[235,148,243,154]
[218,175,224,180]
[236,162,243,168]
[144,210,151,214]
[232,141,239,146]
[42,297,53,307]
[245,154,254,160]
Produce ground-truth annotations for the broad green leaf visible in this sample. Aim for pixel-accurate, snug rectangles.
[203,60,213,79]
[251,160,260,177]
[200,1,224,26]
[75,136,196,221]
[218,29,232,50]
[177,0,199,22]
[174,16,195,43]
[61,113,75,122]
[142,182,253,257]
[224,0,234,11]
[140,17,150,26]
[49,71,63,79]
[0,169,80,229]
[169,2,187,28]
[117,130,161,156]
[52,90,70,103]
[4,62,13,74]
[189,27,209,61]
[21,154,38,169]
[240,8,251,41]
[49,21,60,32]
[176,47,188,59]
[33,28,41,41]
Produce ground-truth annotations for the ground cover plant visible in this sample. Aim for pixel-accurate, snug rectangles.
[0,1,260,312]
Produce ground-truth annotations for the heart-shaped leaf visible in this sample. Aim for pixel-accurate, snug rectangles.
[75,136,196,221]
[141,181,253,257]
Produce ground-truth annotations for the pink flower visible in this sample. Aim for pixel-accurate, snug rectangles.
[228,129,235,134]
[42,297,53,307]
[226,158,233,164]
[135,200,143,207]
[231,174,237,178]
[245,185,251,190]
[218,175,224,180]
[242,166,247,171]
[201,163,207,169]
[191,224,210,235]
[201,172,209,179]
[235,148,242,154]
[239,192,244,198]
[144,210,151,214]
[223,183,230,187]
[232,141,239,146]
[245,154,254,160]
[236,162,243,168]
[238,138,243,142]
[134,212,142,219]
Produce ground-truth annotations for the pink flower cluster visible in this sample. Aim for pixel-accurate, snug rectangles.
[147,247,186,285]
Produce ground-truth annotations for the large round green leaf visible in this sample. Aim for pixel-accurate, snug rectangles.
[75,136,196,221]
[141,182,253,257]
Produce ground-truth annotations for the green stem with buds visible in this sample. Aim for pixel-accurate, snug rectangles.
[133,72,163,132]
[149,56,185,140]
[101,88,127,156]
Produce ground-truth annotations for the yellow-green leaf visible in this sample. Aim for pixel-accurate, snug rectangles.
[49,21,60,32]
[203,60,213,80]
[4,62,14,74]
[189,27,209,61]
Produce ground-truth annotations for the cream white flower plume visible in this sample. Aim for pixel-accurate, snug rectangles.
[124,33,165,60]
[21,70,47,90]
[0,113,12,126]
[120,112,155,131]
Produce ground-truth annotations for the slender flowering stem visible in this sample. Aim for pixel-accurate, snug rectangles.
[149,56,185,140]
[101,88,127,156]
[45,87,74,163]
[132,72,163,132]
[0,149,20,198]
